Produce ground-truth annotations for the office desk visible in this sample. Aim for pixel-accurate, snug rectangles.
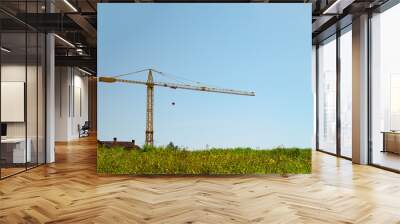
[382,131,400,154]
[1,138,31,164]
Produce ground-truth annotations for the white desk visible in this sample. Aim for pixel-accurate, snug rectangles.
[1,138,32,163]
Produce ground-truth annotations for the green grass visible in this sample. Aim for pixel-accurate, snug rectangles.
[97,145,311,175]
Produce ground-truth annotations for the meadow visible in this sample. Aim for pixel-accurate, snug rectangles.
[97,144,311,175]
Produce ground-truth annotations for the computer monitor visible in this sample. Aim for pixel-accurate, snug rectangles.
[1,123,7,137]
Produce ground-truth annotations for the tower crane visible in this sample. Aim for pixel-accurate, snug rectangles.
[98,69,255,146]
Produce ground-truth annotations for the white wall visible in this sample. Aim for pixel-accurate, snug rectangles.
[55,67,89,141]
[1,63,46,164]
[55,66,69,141]
[1,65,40,138]
[72,72,89,138]
[1,65,25,128]
[1,65,26,140]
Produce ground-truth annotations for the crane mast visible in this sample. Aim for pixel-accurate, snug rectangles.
[98,69,255,146]
[146,70,154,145]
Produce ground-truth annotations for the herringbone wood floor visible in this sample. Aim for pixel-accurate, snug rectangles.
[1,136,400,224]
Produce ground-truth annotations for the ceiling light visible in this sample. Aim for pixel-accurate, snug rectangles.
[76,48,85,55]
[54,34,75,48]
[63,0,78,12]
[322,0,354,15]
[323,0,343,14]
[1,47,11,53]
[78,67,93,76]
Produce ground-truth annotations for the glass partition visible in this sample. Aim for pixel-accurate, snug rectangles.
[339,27,352,158]
[317,35,337,154]
[27,30,38,169]
[371,3,400,171]
[0,1,46,179]
[1,31,28,177]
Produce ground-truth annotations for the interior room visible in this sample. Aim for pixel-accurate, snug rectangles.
[1,0,400,223]
[0,0,96,179]
[370,2,400,171]
[0,18,46,178]
[54,66,91,142]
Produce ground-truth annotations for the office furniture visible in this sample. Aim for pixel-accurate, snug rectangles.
[79,121,90,138]
[382,131,400,154]
[0,138,32,165]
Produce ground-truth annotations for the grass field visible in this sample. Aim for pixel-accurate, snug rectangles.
[97,145,311,175]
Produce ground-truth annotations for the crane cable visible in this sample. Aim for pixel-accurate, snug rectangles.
[112,68,190,85]
[111,68,149,78]
[151,69,224,89]
[152,70,198,84]
[109,68,224,89]
[151,70,192,85]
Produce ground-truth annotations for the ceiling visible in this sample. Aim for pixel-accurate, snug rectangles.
[0,0,392,75]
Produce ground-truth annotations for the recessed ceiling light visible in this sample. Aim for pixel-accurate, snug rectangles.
[322,0,353,15]
[78,67,93,76]
[63,0,78,12]
[1,47,11,53]
[54,34,75,48]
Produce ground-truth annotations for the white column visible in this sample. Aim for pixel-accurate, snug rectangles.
[45,0,56,163]
[46,33,55,163]
[352,14,369,164]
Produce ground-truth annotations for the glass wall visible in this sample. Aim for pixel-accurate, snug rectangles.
[317,35,337,154]
[339,27,352,158]
[371,3,400,171]
[0,2,46,179]
[316,26,354,159]
[27,31,38,169]
[0,31,28,177]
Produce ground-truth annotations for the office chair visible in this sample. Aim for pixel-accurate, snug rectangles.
[79,121,90,138]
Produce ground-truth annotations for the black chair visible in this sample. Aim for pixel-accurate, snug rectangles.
[79,121,90,138]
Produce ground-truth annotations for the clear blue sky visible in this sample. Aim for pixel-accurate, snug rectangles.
[98,4,312,149]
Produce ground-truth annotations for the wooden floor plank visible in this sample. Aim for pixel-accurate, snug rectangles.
[1,135,400,223]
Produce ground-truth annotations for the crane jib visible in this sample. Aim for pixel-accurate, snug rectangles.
[98,70,255,146]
